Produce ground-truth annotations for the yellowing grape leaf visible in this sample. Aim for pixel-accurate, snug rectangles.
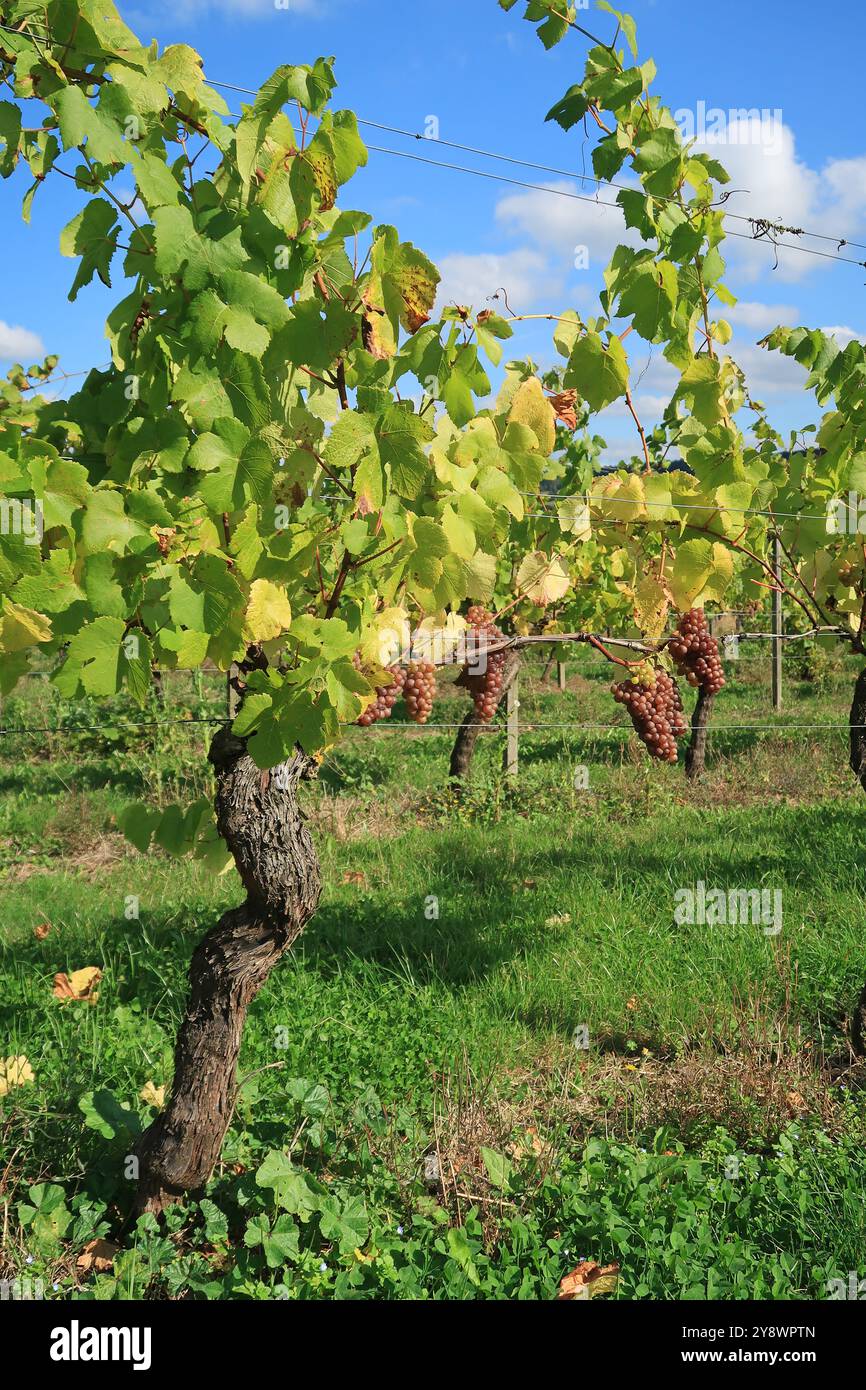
[0,602,52,653]
[696,542,734,604]
[633,574,670,642]
[395,243,440,333]
[244,580,292,643]
[609,472,646,523]
[557,496,591,540]
[508,377,556,455]
[668,539,714,609]
[0,1055,34,1096]
[360,607,410,667]
[515,551,570,605]
[53,966,102,1003]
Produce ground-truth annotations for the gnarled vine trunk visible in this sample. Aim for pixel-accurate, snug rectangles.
[134,728,321,1213]
[449,652,520,784]
[849,666,866,793]
[685,687,715,781]
[848,668,866,1055]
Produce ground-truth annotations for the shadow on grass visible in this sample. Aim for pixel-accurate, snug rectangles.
[4,801,866,1056]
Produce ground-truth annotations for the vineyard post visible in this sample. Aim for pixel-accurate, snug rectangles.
[227,664,241,722]
[772,535,783,711]
[504,678,519,778]
[557,660,567,691]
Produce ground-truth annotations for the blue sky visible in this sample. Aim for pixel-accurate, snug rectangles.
[2,0,865,459]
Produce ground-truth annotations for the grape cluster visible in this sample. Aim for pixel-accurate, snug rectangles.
[463,605,507,723]
[669,609,725,695]
[612,671,687,762]
[357,665,406,727]
[404,661,437,724]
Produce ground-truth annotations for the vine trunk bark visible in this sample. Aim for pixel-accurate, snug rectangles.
[685,688,715,781]
[133,728,322,1213]
[449,652,521,784]
[848,667,866,1055]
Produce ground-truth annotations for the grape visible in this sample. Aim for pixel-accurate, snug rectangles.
[612,669,686,763]
[404,661,437,724]
[669,609,725,696]
[462,605,507,723]
[356,663,406,727]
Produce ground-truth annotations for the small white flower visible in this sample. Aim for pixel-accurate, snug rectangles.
[319,1261,327,1273]
[25,1255,34,1265]
[397,1225,404,1235]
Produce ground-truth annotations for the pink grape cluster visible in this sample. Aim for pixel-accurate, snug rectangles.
[404,661,437,724]
[357,665,406,728]
[669,609,725,695]
[612,670,688,762]
[463,605,507,722]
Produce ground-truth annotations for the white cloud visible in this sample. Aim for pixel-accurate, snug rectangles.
[435,248,563,316]
[494,177,641,273]
[482,123,866,293]
[820,156,866,220]
[633,392,673,415]
[129,0,321,21]
[727,341,808,397]
[691,116,866,283]
[727,300,800,333]
[0,321,44,362]
[820,325,864,346]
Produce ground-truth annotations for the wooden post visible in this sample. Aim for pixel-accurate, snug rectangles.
[503,676,519,778]
[228,663,241,721]
[772,534,783,712]
[557,660,566,691]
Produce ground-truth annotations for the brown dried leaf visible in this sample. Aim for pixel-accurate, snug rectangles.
[557,1259,620,1300]
[33,923,51,940]
[53,966,102,1003]
[77,1239,121,1273]
[547,388,579,431]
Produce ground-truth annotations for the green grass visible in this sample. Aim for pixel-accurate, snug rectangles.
[2,648,866,1299]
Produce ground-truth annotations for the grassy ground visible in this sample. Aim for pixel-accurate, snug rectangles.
[2,643,866,1299]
